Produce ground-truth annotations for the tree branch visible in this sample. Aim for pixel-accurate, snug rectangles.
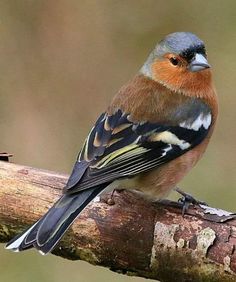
[0,160,236,282]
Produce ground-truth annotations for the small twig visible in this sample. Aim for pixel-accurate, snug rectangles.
[0,152,13,162]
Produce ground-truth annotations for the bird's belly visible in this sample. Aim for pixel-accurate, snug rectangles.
[111,174,174,201]
[108,146,204,201]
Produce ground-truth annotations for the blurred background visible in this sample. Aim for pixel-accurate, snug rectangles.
[0,1,235,281]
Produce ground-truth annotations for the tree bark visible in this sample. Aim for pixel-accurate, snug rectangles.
[0,160,235,282]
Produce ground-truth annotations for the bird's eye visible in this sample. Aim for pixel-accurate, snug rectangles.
[169,57,179,66]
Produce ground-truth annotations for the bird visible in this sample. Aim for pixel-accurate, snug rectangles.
[6,31,218,255]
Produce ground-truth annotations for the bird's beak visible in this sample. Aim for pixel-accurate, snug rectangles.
[189,53,210,72]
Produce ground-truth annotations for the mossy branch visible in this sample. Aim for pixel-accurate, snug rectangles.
[0,160,236,282]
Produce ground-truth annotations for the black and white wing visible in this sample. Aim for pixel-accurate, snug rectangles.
[65,109,212,194]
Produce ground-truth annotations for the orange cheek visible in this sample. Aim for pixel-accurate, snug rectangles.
[152,61,185,86]
[151,60,212,95]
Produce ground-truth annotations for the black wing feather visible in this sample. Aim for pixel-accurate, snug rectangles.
[64,108,211,194]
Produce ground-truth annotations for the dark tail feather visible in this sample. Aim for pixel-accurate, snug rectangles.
[6,185,105,254]
[5,216,46,252]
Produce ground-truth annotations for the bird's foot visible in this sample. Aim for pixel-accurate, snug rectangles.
[100,189,118,206]
[175,187,208,216]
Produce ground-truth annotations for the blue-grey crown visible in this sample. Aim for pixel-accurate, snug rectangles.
[157,32,206,60]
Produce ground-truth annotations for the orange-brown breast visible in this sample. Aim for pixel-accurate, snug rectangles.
[108,74,218,125]
[108,75,199,123]
[107,73,218,199]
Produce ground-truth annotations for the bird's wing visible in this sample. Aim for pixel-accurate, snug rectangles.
[64,108,212,194]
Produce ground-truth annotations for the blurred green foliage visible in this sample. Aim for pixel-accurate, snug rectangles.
[0,1,236,281]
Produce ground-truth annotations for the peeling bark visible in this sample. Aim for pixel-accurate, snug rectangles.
[0,160,236,282]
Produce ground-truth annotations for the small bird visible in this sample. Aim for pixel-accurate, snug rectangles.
[6,32,218,254]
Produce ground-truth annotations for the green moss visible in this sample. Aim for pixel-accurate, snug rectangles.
[0,224,10,239]
[0,222,26,242]
[75,247,100,265]
[150,249,236,282]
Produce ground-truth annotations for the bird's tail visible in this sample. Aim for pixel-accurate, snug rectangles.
[5,186,105,255]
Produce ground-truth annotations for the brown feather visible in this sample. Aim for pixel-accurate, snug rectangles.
[106,70,218,199]
[108,74,218,125]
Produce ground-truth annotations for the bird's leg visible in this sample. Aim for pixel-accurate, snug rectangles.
[100,189,117,206]
[107,189,116,205]
[175,187,208,216]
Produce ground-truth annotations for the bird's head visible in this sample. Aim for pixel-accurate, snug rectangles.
[141,32,212,97]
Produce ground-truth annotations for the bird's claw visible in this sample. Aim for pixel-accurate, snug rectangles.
[100,190,117,206]
[175,187,208,216]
